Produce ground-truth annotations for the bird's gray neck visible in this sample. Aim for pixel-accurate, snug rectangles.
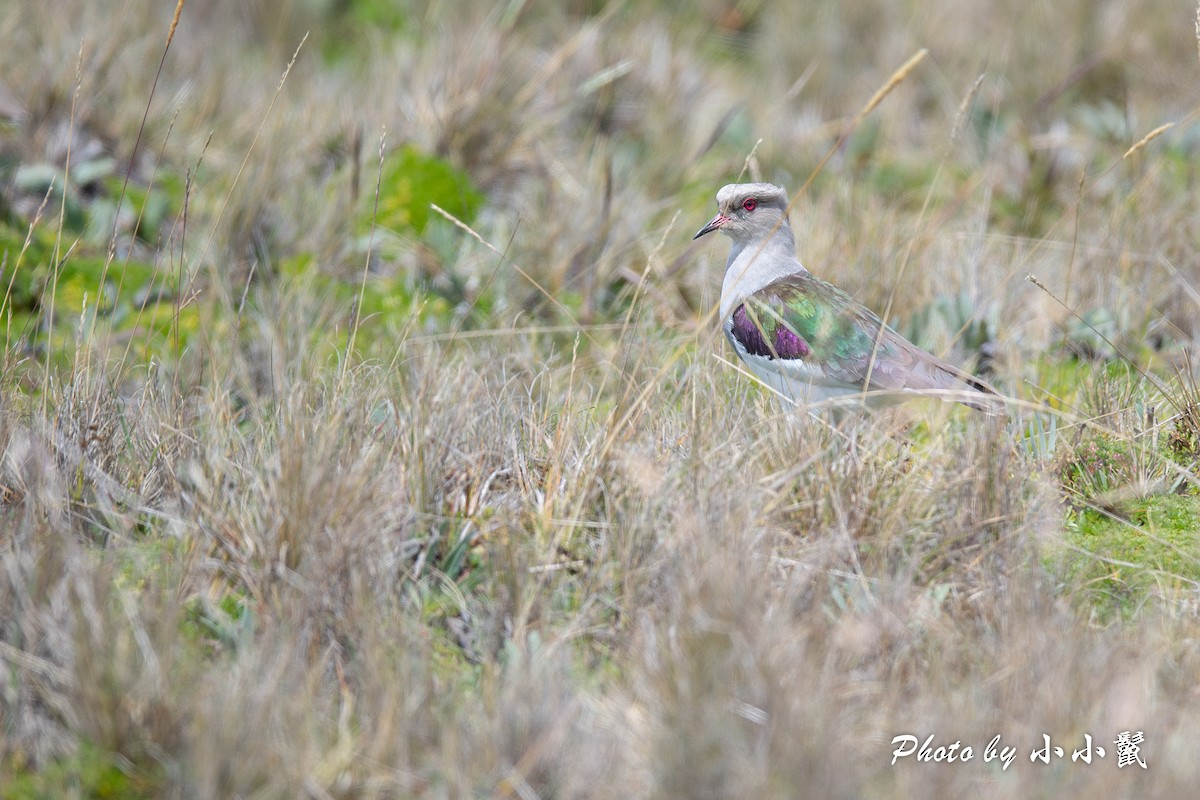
[719,225,803,321]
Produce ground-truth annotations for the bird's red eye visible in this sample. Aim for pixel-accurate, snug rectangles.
[742,198,757,211]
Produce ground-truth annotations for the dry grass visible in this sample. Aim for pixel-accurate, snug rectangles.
[3,0,1200,797]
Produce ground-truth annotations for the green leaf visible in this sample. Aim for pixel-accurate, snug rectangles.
[367,144,483,237]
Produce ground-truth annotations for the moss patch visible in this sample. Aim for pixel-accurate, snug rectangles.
[2,741,159,800]
[1058,494,1200,621]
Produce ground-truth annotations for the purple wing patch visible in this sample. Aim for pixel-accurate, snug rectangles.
[730,303,810,360]
[731,304,772,357]
[773,324,810,359]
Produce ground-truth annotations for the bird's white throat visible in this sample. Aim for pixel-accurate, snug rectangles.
[718,225,806,322]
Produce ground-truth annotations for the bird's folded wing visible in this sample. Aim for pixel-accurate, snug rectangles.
[740,276,988,396]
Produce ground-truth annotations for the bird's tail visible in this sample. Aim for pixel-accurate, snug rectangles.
[958,374,1009,416]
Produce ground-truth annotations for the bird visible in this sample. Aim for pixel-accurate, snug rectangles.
[694,182,1000,413]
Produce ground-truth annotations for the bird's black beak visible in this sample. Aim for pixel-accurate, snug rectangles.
[693,213,729,240]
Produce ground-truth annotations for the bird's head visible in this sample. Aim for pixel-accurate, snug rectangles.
[693,182,791,244]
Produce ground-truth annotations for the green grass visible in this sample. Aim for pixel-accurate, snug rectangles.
[2,741,158,800]
[1061,494,1200,621]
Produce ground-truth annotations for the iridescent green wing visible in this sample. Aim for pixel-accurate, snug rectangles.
[743,276,971,392]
